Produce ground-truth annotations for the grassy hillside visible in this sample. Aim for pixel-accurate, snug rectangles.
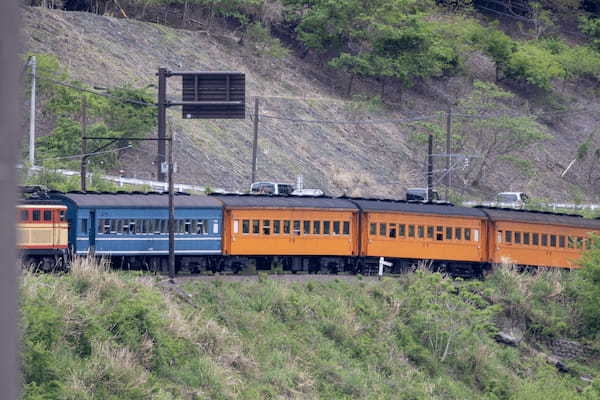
[20,5,600,202]
[20,256,600,399]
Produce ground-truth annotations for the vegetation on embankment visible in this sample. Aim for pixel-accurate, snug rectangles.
[21,241,600,399]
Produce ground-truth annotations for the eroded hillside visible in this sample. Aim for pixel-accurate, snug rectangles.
[21,6,600,201]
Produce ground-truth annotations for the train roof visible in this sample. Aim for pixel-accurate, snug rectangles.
[18,199,66,207]
[476,207,600,230]
[210,194,359,210]
[48,191,222,208]
[348,198,487,218]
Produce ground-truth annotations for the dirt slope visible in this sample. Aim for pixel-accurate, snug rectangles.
[21,6,600,201]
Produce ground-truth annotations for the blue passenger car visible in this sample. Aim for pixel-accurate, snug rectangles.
[50,191,223,271]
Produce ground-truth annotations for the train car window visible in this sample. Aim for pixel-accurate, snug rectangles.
[242,220,249,234]
[446,227,452,240]
[379,223,386,237]
[533,233,539,246]
[505,231,512,243]
[122,219,130,234]
[97,219,103,234]
[474,230,479,242]
[514,232,521,244]
[32,210,40,221]
[567,236,574,248]
[323,221,330,235]
[152,220,159,234]
[117,219,124,234]
[464,228,471,241]
[264,220,271,235]
[110,219,118,234]
[182,220,190,234]
[586,238,592,250]
[455,227,462,240]
[343,221,350,236]
[550,235,557,247]
[524,232,530,245]
[284,220,291,234]
[497,231,502,243]
[418,225,424,239]
[294,220,301,235]
[233,220,239,234]
[313,221,320,235]
[103,220,110,234]
[59,210,66,221]
[274,220,281,234]
[427,226,434,239]
[20,210,28,221]
[408,225,415,238]
[333,221,340,235]
[370,223,377,235]
[80,218,88,234]
[213,220,219,234]
[131,220,138,234]
[559,235,565,248]
[398,224,406,238]
[577,237,583,249]
[541,234,548,247]
[43,210,52,221]
[436,226,443,241]
[389,224,396,238]
[252,220,260,234]
[303,221,310,235]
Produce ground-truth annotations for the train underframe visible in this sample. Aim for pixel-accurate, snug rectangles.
[20,248,68,272]
[103,254,490,278]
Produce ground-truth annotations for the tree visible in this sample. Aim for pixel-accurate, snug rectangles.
[455,81,550,186]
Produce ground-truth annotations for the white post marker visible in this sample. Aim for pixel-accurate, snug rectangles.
[378,257,392,280]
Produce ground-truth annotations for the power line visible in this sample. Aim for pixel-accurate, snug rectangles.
[35,75,157,107]
[37,144,133,162]
[259,113,441,125]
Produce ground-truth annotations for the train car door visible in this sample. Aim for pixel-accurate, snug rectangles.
[89,210,96,256]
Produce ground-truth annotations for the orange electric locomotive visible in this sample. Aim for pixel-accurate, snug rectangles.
[17,200,69,271]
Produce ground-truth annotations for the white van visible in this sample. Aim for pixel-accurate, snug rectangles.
[496,192,529,209]
[250,182,295,195]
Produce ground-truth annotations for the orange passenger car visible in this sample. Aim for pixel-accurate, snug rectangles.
[351,199,489,274]
[216,195,358,256]
[17,200,69,270]
[480,208,600,269]
[213,194,359,272]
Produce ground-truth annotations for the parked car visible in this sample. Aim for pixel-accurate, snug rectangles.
[250,182,324,196]
[406,188,440,202]
[496,192,529,209]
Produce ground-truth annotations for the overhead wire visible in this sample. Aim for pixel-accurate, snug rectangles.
[37,145,133,162]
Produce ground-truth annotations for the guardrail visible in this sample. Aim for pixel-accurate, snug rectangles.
[21,165,225,193]
[462,201,600,211]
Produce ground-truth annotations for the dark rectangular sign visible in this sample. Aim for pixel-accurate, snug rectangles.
[182,72,245,119]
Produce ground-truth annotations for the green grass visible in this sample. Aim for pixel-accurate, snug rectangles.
[20,258,600,399]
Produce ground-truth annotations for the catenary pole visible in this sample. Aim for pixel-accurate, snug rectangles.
[157,67,167,182]
[251,97,259,184]
[168,125,175,280]
[80,96,88,191]
[427,134,433,202]
[29,55,36,167]
[445,107,452,201]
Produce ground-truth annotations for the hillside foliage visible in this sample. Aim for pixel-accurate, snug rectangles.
[25,0,600,94]
[19,244,600,399]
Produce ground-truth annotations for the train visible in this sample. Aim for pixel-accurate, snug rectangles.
[16,189,600,276]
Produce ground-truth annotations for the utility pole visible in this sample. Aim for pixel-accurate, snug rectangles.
[168,126,175,280]
[251,97,259,184]
[445,106,452,201]
[427,133,433,202]
[80,96,88,191]
[29,55,36,167]
[156,67,176,280]
[157,67,168,182]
